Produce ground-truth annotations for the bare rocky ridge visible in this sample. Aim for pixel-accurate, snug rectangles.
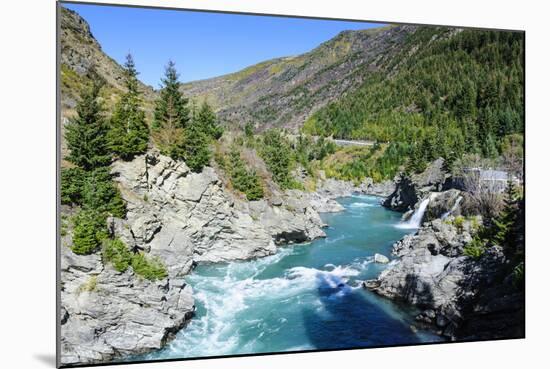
[60,150,387,365]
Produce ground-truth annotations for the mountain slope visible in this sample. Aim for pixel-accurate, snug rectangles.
[60,7,156,113]
[181,25,418,130]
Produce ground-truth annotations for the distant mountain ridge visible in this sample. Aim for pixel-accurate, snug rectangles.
[180,25,419,130]
[59,7,418,131]
[61,6,509,137]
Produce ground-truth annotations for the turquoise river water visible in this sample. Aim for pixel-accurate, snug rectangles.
[139,195,442,361]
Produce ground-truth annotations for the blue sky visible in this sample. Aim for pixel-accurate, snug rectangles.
[63,3,383,87]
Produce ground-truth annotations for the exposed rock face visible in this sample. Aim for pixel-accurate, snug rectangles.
[384,158,449,212]
[60,246,195,365]
[60,150,331,365]
[110,150,326,265]
[425,189,463,221]
[364,217,524,340]
[361,178,396,198]
[374,253,390,264]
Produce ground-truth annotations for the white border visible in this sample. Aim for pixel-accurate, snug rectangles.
[1,1,548,368]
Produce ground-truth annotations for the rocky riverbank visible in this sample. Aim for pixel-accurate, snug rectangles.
[60,150,393,365]
[364,216,524,340]
[365,158,524,341]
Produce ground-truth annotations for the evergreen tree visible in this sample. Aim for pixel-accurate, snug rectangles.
[491,178,521,254]
[195,100,223,139]
[170,122,211,173]
[82,167,126,218]
[153,60,189,130]
[65,81,111,170]
[71,209,108,255]
[228,149,264,200]
[108,53,149,160]
[260,130,295,188]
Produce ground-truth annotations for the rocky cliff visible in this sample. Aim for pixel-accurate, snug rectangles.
[367,184,524,340]
[60,150,384,365]
[383,158,450,213]
[60,7,156,112]
[365,151,525,340]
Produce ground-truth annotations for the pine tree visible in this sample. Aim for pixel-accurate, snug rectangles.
[153,60,189,130]
[228,149,264,200]
[167,122,211,173]
[492,178,520,253]
[108,53,149,160]
[65,81,111,170]
[195,100,223,139]
[260,130,294,188]
[71,209,108,255]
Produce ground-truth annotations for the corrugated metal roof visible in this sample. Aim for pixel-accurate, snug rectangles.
[479,169,508,181]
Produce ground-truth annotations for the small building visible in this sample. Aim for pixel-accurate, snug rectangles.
[454,168,520,193]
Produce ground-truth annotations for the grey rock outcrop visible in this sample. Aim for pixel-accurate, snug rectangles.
[110,150,326,265]
[359,178,396,198]
[384,158,449,212]
[61,149,333,365]
[60,246,195,365]
[374,253,390,264]
[364,216,524,340]
[424,189,463,221]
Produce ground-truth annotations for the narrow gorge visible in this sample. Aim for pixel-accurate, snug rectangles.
[59,4,524,366]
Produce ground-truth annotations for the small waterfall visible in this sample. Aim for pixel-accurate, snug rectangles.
[441,196,462,219]
[397,197,430,229]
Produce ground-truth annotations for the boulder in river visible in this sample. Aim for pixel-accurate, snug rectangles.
[374,253,390,264]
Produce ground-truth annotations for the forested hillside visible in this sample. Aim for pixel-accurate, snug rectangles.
[304,28,524,177]
[60,6,524,184]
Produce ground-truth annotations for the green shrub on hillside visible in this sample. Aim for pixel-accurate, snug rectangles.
[61,167,86,205]
[61,167,126,218]
[168,122,212,173]
[195,101,223,139]
[131,252,168,281]
[463,236,486,259]
[102,238,168,281]
[259,130,298,189]
[82,168,126,217]
[321,141,415,183]
[228,149,264,201]
[71,209,108,255]
[453,216,465,232]
[102,238,133,272]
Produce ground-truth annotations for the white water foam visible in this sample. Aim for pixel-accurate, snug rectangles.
[396,197,430,229]
[441,196,463,219]
[156,254,375,358]
[349,202,376,208]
